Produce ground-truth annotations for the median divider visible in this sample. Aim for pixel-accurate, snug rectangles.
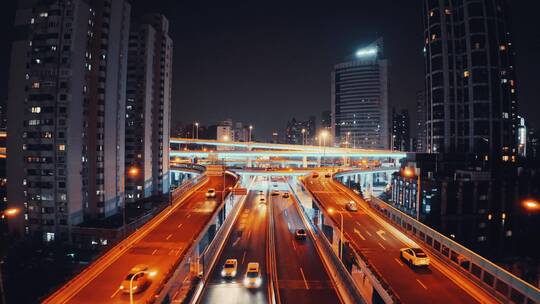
[43,174,209,304]
[288,179,367,304]
[268,185,280,304]
[154,171,249,303]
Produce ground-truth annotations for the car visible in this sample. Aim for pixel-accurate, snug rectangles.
[259,197,266,204]
[257,190,264,195]
[271,190,280,196]
[205,188,216,198]
[324,173,331,178]
[295,228,307,240]
[273,184,278,187]
[282,192,290,198]
[346,200,358,212]
[400,247,430,267]
[312,172,319,178]
[119,264,150,294]
[221,259,238,278]
[243,262,262,288]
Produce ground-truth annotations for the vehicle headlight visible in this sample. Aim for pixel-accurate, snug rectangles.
[255,277,262,287]
[119,285,124,290]
[231,270,237,277]
[132,286,138,290]
[243,278,249,286]
[221,270,226,277]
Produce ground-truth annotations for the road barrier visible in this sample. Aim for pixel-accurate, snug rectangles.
[154,172,250,304]
[43,174,209,304]
[366,194,540,304]
[290,179,373,304]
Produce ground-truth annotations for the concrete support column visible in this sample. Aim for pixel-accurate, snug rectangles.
[302,156,308,168]
[317,156,321,167]
[247,158,252,168]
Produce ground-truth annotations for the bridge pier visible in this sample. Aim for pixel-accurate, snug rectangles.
[302,156,308,168]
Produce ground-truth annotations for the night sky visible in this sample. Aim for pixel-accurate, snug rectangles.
[1,1,539,140]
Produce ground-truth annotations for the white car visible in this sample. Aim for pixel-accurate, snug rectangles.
[400,247,430,267]
[205,188,216,198]
[346,200,358,212]
[221,259,238,278]
[243,262,262,288]
[295,228,307,240]
[119,264,150,294]
[282,192,290,198]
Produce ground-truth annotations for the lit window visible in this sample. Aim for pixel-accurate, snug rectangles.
[35,58,41,64]
[474,42,480,49]
[32,82,40,89]
[31,106,41,113]
[502,155,509,161]
[58,144,65,151]
[463,70,470,78]
[40,12,48,18]
[429,10,434,17]
[444,8,451,15]
[499,44,507,51]
[431,34,437,41]
[502,112,509,119]
[30,18,35,24]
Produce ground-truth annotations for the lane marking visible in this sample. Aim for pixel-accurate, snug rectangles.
[284,210,288,217]
[186,213,192,218]
[376,229,387,241]
[365,230,373,237]
[378,242,386,250]
[166,233,173,240]
[292,239,297,251]
[416,279,428,290]
[177,223,183,229]
[299,267,309,290]
[394,258,404,266]
[151,249,158,255]
[110,288,120,298]
[232,236,241,247]
[241,250,247,264]
[353,228,366,241]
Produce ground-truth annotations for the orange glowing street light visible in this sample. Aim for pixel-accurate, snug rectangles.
[402,167,415,177]
[2,208,20,219]
[128,166,140,177]
[522,199,540,211]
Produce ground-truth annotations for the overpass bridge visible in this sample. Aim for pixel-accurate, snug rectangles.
[42,139,540,304]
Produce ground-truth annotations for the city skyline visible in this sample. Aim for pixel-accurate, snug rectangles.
[1,1,539,140]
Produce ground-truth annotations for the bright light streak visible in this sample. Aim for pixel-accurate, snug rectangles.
[355,47,378,57]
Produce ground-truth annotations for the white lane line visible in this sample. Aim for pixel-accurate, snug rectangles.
[177,223,183,229]
[186,213,192,218]
[241,250,247,264]
[284,210,288,217]
[365,230,373,237]
[292,239,297,251]
[110,288,120,298]
[378,242,386,250]
[353,228,366,241]
[416,279,428,290]
[166,233,173,240]
[394,258,404,267]
[376,229,387,241]
[299,267,309,290]
[151,249,158,255]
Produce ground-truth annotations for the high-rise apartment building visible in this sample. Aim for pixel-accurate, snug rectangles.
[415,90,427,152]
[423,0,518,162]
[125,14,172,202]
[392,109,411,151]
[7,0,131,241]
[331,38,389,149]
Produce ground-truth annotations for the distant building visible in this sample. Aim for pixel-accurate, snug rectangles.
[390,154,540,265]
[528,128,539,160]
[285,116,316,145]
[415,91,427,152]
[234,122,249,142]
[7,0,131,241]
[331,38,389,149]
[423,0,518,162]
[392,109,410,151]
[321,110,331,129]
[125,14,173,203]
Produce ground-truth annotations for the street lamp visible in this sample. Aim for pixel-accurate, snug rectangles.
[249,125,253,142]
[328,208,344,260]
[195,122,199,139]
[301,129,306,145]
[401,167,420,220]
[321,130,329,147]
[1,208,19,219]
[129,270,157,304]
[1,207,20,304]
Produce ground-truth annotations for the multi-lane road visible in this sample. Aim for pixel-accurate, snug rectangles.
[271,177,341,304]
[199,177,340,304]
[303,173,498,304]
[46,175,234,304]
[200,178,270,304]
